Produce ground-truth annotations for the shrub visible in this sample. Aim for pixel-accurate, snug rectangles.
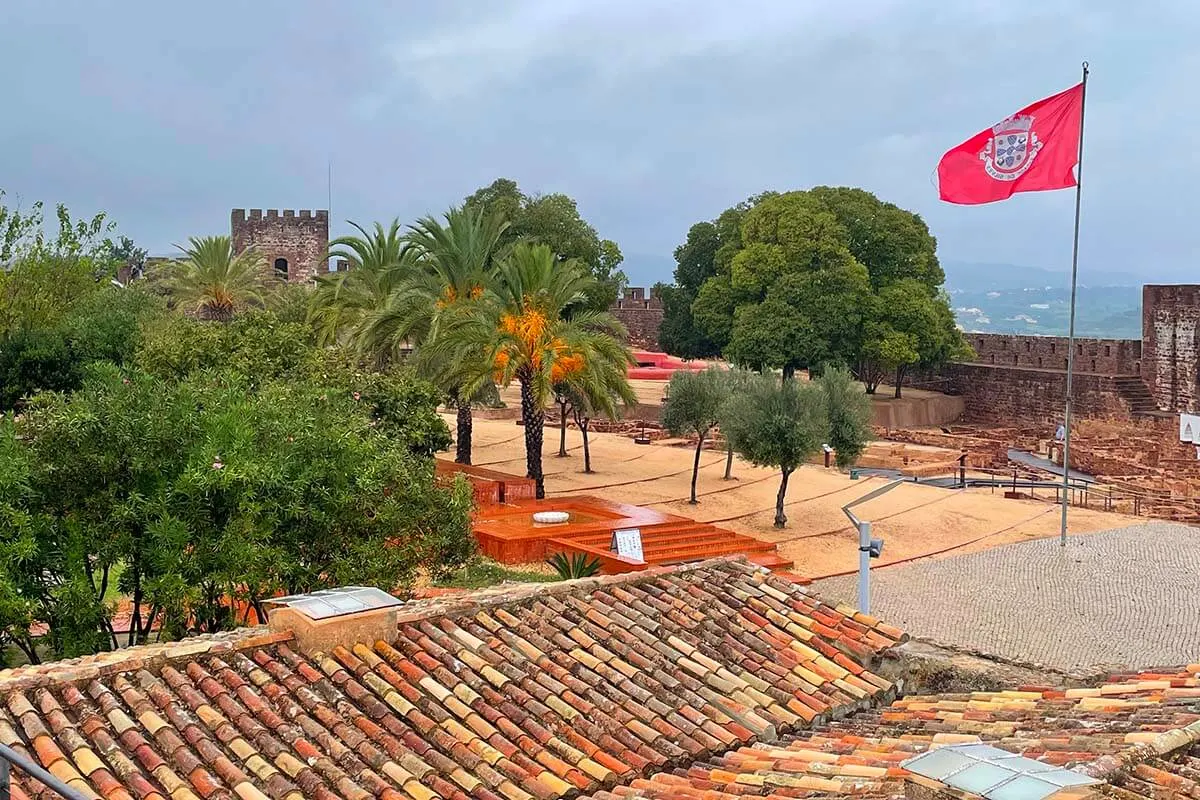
[0,363,472,659]
[546,552,602,579]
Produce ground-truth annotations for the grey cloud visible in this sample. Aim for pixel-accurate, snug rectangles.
[1,0,1197,286]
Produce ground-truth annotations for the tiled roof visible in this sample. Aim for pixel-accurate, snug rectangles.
[591,667,1200,800]
[0,558,905,800]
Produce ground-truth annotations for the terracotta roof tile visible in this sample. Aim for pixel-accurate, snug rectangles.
[0,558,909,800]
[596,667,1200,800]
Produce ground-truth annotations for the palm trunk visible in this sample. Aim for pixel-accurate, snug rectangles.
[200,302,234,323]
[774,467,793,528]
[724,441,734,480]
[690,433,704,504]
[520,376,546,499]
[581,419,592,473]
[454,395,472,465]
[557,400,569,457]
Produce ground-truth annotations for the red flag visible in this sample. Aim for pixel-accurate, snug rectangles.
[937,83,1083,205]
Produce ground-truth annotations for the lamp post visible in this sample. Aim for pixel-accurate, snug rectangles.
[841,480,902,614]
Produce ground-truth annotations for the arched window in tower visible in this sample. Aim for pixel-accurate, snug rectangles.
[274,257,289,280]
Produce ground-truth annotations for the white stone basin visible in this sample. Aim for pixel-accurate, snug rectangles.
[532,511,570,524]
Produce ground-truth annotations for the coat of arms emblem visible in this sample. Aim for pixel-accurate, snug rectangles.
[980,114,1042,181]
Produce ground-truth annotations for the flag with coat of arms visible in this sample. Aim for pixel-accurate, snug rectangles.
[937,83,1084,205]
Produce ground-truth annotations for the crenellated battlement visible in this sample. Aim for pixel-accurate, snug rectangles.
[231,209,328,224]
[230,207,330,284]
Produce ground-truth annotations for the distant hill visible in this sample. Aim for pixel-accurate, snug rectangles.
[943,261,1142,338]
[941,261,1141,292]
[621,254,1145,338]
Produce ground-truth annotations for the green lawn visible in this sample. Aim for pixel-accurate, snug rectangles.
[434,558,558,590]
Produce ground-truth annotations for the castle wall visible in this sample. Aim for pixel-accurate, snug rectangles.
[1142,285,1200,412]
[231,209,329,283]
[963,333,1141,375]
[940,363,1132,424]
[610,286,664,350]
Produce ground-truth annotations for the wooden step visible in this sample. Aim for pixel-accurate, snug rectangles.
[547,521,789,574]
[640,530,770,551]
[572,527,773,556]
[646,539,776,563]
[748,552,796,571]
[568,523,722,547]
[643,541,777,562]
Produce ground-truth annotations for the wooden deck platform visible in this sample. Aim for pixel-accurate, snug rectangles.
[472,494,791,573]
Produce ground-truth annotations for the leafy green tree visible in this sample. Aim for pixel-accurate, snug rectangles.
[0,191,122,331]
[0,356,470,658]
[0,191,116,267]
[0,254,106,337]
[659,200,761,358]
[0,330,77,410]
[662,368,727,504]
[817,366,873,468]
[679,186,963,390]
[465,178,626,311]
[726,378,829,528]
[867,280,968,397]
[137,310,452,458]
[308,219,416,349]
[168,235,267,321]
[311,350,453,457]
[0,286,159,410]
[137,310,318,386]
[361,205,509,464]
[806,186,943,290]
[426,243,633,498]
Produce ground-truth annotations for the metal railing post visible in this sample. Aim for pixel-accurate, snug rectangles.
[0,743,91,800]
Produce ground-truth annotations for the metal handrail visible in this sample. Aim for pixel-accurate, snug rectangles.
[0,742,90,800]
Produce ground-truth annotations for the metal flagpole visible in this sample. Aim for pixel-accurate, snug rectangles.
[1060,61,1089,547]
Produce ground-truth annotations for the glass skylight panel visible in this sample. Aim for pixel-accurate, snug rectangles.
[901,743,1099,800]
[946,763,1016,794]
[266,586,402,619]
[987,775,1063,800]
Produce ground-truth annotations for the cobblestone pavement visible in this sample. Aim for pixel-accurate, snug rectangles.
[812,523,1200,673]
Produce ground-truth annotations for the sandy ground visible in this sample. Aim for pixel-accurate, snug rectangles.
[451,415,1142,579]
[495,379,670,409]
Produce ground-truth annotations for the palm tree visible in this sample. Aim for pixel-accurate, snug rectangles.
[170,236,266,321]
[307,219,417,354]
[361,205,509,464]
[556,350,637,473]
[430,242,633,498]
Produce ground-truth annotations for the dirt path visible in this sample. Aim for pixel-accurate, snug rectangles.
[451,416,1142,578]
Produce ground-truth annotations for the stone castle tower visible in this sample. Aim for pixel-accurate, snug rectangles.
[230,208,329,283]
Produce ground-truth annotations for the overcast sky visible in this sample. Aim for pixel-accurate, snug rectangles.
[1,1,1196,286]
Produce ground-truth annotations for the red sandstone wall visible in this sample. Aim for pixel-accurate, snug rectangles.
[942,363,1131,423]
[611,287,664,350]
[962,333,1141,375]
[1142,285,1200,412]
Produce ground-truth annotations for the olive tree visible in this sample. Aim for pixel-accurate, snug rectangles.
[661,368,726,504]
[726,379,828,528]
[716,367,762,480]
[817,366,874,468]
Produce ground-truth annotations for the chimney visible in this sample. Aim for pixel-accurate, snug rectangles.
[263,586,402,654]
